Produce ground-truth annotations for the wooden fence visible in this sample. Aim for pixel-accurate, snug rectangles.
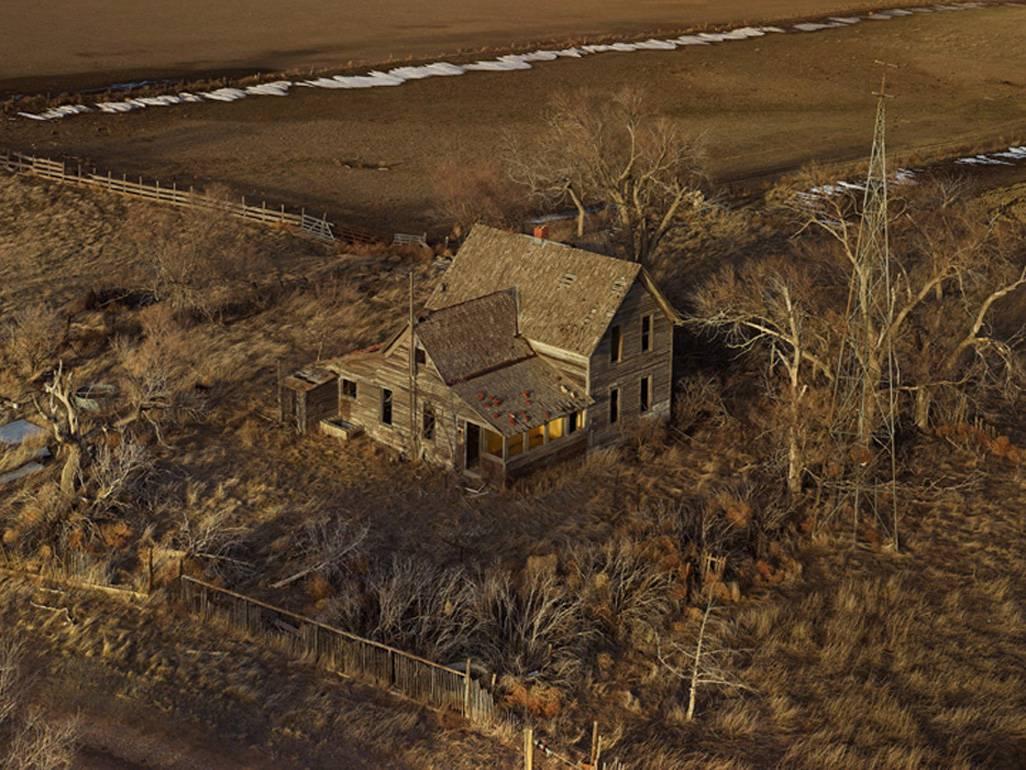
[177,575,496,724]
[0,150,377,245]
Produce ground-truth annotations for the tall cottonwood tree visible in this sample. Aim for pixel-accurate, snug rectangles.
[506,88,706,262]
[693,256,836,495]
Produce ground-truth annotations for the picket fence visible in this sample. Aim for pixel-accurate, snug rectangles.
[0,150,377,245]
[177,575,496,724]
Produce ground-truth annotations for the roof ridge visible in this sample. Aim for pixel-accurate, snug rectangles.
[474,224,642,274]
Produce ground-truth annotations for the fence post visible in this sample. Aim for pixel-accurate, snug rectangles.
[464,658,472,720]
[524,727,534,770]
[591,721,600,766]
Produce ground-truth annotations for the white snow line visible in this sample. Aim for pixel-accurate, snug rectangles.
[10,1,1001,122]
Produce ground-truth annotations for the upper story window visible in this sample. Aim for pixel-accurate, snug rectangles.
[415,346,427,366]
[610,325,622,364]
[341,379,358,399]
[641,315,653,353]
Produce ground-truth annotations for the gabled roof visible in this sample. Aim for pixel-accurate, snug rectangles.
[415,290,532,385]
[426,225,679,357]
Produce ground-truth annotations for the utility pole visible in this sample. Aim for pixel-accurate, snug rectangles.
[408,272,419,460]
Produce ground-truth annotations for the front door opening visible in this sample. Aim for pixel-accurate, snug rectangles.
[465,422,481,469]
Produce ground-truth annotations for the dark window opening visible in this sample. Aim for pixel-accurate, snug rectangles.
[341,379,358,399]
[610,387,620,424]
[640,377,651,414]
[422,403,436,440]
[610,325,622,363]
[568,411,579,434]
[641,315,652,353]
[415,346,427,366]
[381,388,393,425]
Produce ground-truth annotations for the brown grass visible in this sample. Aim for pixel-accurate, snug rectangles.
[2,170,1026,768]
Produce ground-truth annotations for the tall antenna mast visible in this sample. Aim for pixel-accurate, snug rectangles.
[829,61,901,549]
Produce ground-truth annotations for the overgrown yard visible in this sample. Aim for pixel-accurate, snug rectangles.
[2,169,1026,768]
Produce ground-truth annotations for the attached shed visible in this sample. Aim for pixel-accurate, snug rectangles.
[279,367,337,434]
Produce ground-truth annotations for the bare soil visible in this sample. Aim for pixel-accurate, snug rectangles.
[4,4,1024,234]
[1,0,951,96]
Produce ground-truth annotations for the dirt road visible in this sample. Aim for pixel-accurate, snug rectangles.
[2,0,950,95]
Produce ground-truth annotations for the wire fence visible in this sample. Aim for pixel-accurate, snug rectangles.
[0,150,377,245]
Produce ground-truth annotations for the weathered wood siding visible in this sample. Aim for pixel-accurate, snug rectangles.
[586,278,674,447]
[336,333,483,470]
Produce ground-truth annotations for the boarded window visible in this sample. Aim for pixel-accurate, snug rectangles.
[610,325,622,363]
[483,427,504,458]
[528,425,545,449]
[341,379,358,399]
[380,388,393,425]
[640,376,651,414]
[547,417,565,440]
[422,403,435,440]
[507,433,525,457]
[610,387,620,424]
[641,315,652,353]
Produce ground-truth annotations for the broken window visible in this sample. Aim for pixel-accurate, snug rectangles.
[610,387,620,424]
[507,433,525,457]
[641,315,652,353]
[610,325,622,363]
[483,427,504,458]
[341,379,358,399]
[381,388,393,425]
[422,403,435,440]
[640,376,651,414]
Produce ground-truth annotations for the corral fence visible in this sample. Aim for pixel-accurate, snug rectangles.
[392,231,428,247]
[177,575,496,724]
[0,150,377,245]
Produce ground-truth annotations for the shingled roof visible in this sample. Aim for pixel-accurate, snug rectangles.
[426,225,650,357]
[453,356,591,436]
[415,290,532,385]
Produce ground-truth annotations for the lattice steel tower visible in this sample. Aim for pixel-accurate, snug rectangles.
[830,65,901,549]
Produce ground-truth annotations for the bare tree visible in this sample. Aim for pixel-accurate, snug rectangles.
[692,257,836,495]
[506,88,706,262]
[657,597,752,721]
[271,514,369,589]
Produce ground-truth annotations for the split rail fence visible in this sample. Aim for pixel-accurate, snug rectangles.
[0,151,377,245]
[177,575,496,724]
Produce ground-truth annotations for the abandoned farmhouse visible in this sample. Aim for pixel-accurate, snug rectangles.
[282,225,681,483]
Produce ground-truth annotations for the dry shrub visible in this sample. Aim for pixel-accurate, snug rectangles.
[124,207,273,322]
[432,158,525,233]
[0,304,65,382]
[569,538,675,649]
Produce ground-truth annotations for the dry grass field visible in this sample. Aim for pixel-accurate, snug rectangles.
[1,169,1025,767]
[5,3,1024,234]
[1,0,949,95]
